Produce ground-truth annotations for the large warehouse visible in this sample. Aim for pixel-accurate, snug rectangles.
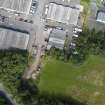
[0,0,32,15]
[0,27,29,50]
[46,3,80,25]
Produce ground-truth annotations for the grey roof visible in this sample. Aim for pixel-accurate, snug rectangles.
[46,3,80,25]
[88,0,105,31]
[48,29,66,49]
[0,27,29,50]
[0,0,32,14]
[50,29,66,40]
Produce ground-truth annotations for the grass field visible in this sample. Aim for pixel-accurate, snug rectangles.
[38,55,105,105]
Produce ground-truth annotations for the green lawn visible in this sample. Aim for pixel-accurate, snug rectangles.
[38,55,105,105]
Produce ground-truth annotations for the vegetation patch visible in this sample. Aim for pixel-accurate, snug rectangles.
[39,55,105,105]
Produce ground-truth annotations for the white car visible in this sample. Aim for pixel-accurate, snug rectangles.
[74,28,82,32]
[70,43,76,47]
[73,34,79,38]
[70,43,76,46]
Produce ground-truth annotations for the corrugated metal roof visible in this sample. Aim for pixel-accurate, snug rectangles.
[0,0,32,14]
[0,27,29,50]
[97,11,105,23]
[47,3,80,25]
[48,29,66,49]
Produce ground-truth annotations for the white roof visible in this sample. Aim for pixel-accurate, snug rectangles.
[0,28,29,50]
[0,0,32,15]
[47,3,80,25]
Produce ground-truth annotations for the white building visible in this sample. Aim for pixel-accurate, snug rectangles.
[0,27,30,50]
[0,0,32,15]
[46,3,80,26]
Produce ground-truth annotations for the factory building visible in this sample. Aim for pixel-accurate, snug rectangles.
[0,0,32,15]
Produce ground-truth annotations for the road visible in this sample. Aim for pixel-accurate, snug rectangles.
[23,0,48,79]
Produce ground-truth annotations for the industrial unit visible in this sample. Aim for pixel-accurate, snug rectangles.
[0,27,29,50]
[47,29,67,50]
[46,3,80,25]
[0,0,32,15]
[96,11,105,23]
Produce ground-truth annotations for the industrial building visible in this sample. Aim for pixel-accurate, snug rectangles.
[0,27,30,50]
[0,0,32,15]
[47,29,67,50]
[46,3,80,26]
[88,0,105,31]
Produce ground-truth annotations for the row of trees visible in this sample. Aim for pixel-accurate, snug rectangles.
[73,28,105,62]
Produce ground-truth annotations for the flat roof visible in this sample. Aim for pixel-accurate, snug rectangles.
[46,3,80,25]
[0,0,32,15]
[0,27,29,50]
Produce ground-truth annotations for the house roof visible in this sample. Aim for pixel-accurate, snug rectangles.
[0,27,29,50]
[0,0,32,15]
